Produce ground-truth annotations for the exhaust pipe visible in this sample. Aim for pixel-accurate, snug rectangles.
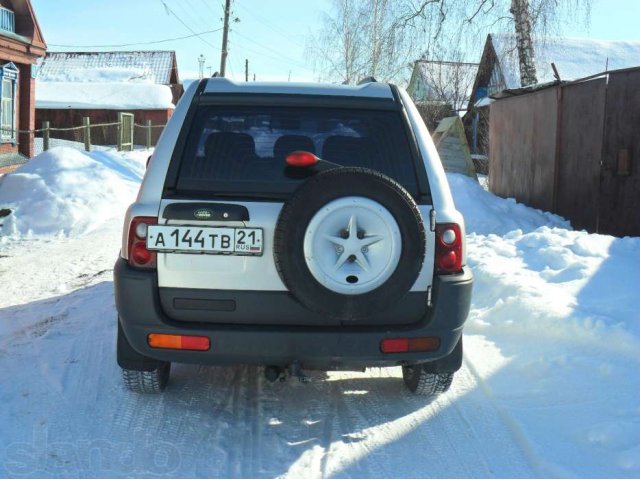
[264,365,284,383]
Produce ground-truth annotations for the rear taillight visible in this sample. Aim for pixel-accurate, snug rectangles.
[128,216,157,269]
[380,337,440,353]
[148,333,210,351]
[435,223,463,274]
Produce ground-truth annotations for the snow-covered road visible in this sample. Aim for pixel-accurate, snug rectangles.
[1,148,639,478]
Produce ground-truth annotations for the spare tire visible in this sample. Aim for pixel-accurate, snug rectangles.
[273,167,425,321]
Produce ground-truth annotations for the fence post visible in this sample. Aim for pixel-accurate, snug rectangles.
[42,121,50,152]
[117,112,123,151]
[146,120,152,149]
[83,117,91,152]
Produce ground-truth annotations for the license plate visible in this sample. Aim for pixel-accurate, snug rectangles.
[146,225,263,255]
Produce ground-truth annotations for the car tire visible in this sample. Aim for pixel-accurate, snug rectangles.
[122,363,171,394]
[273,167,425,321]
[402,366,454,396]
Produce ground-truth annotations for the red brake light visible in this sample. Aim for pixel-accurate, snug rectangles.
[435,223,463,274]
[286,150,318,167]
[127,216,157,269]
[380,337,440,353]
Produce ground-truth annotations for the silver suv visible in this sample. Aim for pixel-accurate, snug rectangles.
[114,78,472,395]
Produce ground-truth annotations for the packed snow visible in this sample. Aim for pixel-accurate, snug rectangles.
[36,82,175,110]
[0,148,638,477]
[491,34,640,88]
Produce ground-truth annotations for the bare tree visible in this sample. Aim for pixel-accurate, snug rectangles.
[308,0,366,84]
[308,0,419,84]
[396,0,592,87]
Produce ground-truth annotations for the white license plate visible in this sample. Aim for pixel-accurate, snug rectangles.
[146,225,263,255]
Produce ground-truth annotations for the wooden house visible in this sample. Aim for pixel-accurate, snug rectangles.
[0,0,46,173]
[465,34,640,156]
[35,50,183,147]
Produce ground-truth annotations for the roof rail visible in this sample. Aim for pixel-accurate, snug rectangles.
[357,76,377,85]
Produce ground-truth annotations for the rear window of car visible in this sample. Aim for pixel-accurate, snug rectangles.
[174,105,420,198]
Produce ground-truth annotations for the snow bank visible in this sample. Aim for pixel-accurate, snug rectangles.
[446,172,640,476]
[36,82,175,110]
[447,172,570,235]
[0,147,146,237]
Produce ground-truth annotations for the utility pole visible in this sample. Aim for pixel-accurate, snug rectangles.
[219,0,231,77]
[245,59,249,82]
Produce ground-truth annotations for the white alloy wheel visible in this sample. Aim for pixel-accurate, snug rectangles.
[303,196,402,295]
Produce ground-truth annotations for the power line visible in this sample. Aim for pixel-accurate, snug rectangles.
[197,0,216,16]
[49,29,223,48]
[173,0,212,34]
[233,30,311,71]
[160,0,217,49]
[234,3,305,49]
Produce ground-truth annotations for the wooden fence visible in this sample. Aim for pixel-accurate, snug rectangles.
[36,114,165,153]
[489,68,640,237]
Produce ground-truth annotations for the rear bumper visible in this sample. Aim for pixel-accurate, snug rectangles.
[114,258,472,369]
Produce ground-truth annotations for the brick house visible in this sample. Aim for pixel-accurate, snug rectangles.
[0,0,46,174]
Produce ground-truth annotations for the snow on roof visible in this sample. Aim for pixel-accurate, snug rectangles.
[35,51,178,109]
[36,82,174,110]
[491,34,640,89]
[412,60,478,108]
[37,51,177,85]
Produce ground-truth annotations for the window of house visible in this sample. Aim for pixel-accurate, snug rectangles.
[0,6,15,33]
[0,62,18,143]
[487,64,505,96]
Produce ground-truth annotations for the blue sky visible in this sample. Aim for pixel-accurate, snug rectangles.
[31,0,640,84]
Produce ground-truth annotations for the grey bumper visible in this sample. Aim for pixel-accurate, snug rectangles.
[114,258,472,369]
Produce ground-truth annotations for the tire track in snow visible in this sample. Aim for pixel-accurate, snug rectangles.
[462,354,552,477]
[225,365,246,478]
[240,366,262,477]
[318,380,338,479]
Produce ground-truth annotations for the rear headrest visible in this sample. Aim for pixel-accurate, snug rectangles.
[204,131,256,159]
[322,135,370,165]
[273,135,315,160]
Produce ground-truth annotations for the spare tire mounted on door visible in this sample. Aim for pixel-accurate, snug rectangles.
[273,167,426,321]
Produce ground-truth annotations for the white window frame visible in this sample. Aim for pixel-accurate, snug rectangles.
[0,62,18,144]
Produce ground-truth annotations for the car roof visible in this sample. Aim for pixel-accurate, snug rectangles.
[203,78,394,99]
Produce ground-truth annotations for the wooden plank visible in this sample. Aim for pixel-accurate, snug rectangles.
[599,70,640,237]
[489,87,559,212]
[556,78,606,232]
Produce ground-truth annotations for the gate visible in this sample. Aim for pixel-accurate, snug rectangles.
[555,78,606,232]
[118,112,134,152]
[598,70,640,237]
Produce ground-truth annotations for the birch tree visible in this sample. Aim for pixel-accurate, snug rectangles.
[310,0,591,87]
[308,0,419,84]
[510,0,537,86]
